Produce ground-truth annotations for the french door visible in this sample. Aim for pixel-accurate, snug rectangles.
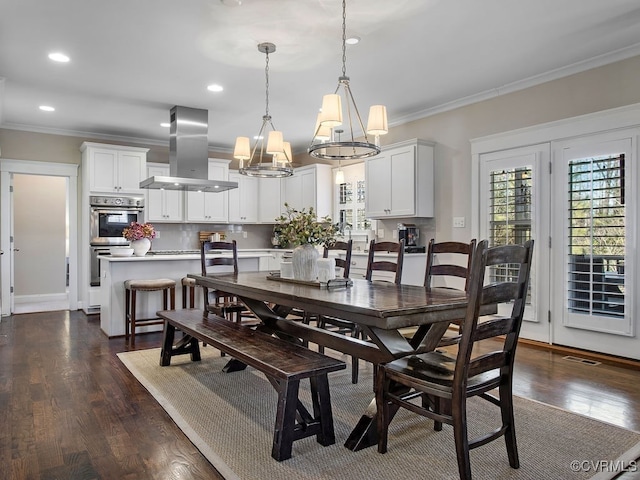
[551,131,636,356]
[479,144,551,343]
[479,131,639,358]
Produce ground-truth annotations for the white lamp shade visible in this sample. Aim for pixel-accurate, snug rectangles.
[320,94,342,128]
[266,130,284,155]
[233,136,251,160]
[314,113,332,140]
[366,105,388,135]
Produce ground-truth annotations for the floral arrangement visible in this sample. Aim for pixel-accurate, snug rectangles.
[275,203,338,248]
[122,222,156,241]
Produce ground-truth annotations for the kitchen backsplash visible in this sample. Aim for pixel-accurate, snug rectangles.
[150,223,276,251]
[149,218,436,252]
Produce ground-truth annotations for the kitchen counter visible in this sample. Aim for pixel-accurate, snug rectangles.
[99,249,274,338]
[101,251,274,262]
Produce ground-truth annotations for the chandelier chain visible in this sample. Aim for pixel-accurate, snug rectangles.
[341,0,347,78]
[265,47,270,117]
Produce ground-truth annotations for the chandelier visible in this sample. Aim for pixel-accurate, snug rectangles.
[308,0,388,160]
[235,42,293,177]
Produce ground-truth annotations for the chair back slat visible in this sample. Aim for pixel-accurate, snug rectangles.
[480,283,520,306]
[324,239,353,278]
[366,239,404,284]
[472,317,516,342]
[467,351,508,378]
[453,239,534,387]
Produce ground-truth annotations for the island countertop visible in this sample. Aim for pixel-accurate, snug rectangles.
[100,250,274,262]
[99,250,272,337]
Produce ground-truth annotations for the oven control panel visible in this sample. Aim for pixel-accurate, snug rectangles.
[90,195,144,208]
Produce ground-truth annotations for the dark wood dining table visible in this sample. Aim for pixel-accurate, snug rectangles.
[188,271,477,450]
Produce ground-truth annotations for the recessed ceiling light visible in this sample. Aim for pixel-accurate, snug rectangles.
[207,84,224,92]
[39,105,55,112]
[160,122,170,128]
[48,52,70,63]
[345,36,360,45]
[253,135,263,140]
[220,0,242,6]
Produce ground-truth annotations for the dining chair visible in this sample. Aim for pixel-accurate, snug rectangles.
[425,238,477,346]
[366,239,405,284]
[201,240,252,324]
[375,239,534,480]
[315,240,361,383]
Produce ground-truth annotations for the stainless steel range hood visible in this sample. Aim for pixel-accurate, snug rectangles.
[139,106,238,192]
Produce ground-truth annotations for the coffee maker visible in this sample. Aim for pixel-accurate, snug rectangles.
[398,223,425,253]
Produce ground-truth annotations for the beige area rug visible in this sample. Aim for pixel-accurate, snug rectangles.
[118,347,640,480]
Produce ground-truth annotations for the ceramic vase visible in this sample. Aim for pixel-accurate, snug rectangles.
[131,237,151,256]
[292,244,319,281]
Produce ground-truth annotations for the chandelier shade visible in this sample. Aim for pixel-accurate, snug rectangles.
[308,0,388,160]
[236,42,293,178]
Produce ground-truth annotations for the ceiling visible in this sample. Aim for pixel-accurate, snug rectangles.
[2,0,640,155]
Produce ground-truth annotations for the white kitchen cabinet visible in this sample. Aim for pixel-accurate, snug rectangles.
[145,163,184,222]
[365,139,434,219]
[258,177,283,223]
[228,171,259,223]
[81,142,148,195]
[186,159,229,223]
[282,164,332,219]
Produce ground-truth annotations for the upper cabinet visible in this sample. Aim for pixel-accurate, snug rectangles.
[186,159,230,223]
[258,177,283,223]
[365,139,434,219]
[145,163,184,222]
[81,142,148,195]
[282,164,332,219]
[228,171,258,223]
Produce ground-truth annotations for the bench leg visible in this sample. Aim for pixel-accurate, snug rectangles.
[272,378,299,461]
[160,322,201,366]
[310,374,336,446]
[160,321,175,366]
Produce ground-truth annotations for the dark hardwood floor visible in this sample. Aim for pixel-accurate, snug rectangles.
[1,310,639,479]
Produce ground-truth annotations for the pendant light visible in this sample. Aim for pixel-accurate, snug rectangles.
[235,43,293,177]
[308,0,388,160]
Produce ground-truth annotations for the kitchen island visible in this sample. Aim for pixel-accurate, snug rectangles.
[99,251,273,337]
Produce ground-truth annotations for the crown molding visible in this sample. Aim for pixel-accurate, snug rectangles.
[391,42,640,128]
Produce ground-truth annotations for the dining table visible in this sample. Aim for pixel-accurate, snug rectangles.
[188,271,482,451]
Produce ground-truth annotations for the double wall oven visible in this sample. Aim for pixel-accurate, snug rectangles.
[90,195,144,286]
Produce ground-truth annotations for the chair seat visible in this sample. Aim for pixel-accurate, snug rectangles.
[384,352,501,394]
[125,278,176,291]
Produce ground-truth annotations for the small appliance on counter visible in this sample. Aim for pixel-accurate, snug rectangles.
[398,223,425,253]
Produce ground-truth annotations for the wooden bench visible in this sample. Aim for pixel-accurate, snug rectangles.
[157,309,346,461]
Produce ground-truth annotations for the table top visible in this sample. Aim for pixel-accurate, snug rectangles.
[188,271,470,330]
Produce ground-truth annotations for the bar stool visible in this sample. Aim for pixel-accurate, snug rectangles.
[124,278,176,345]
[181,277,196,308]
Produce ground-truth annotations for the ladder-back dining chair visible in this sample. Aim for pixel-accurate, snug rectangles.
[425,238,476,346]
[200,240,250,323]
[315,240,361,383]
[376,239,535,480]
[366,239,405,284]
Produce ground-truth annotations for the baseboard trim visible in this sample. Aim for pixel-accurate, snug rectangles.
[519,338,640,370]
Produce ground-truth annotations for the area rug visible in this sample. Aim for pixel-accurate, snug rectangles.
[118,348,640,480]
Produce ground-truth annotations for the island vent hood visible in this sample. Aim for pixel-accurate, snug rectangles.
[139,105,238,192]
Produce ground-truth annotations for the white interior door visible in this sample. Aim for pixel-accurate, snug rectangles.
[551,130,638,357]
[479,143,551,343]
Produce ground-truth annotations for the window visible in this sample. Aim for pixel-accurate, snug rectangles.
[567,154,625,318]
[488,167,532,284]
